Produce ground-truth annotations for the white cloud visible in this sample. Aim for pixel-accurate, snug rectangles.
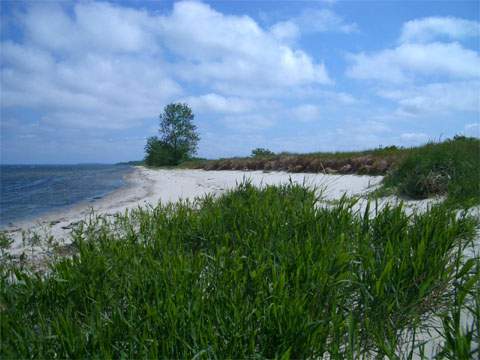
[21,2,158,54]
[161,1,331,88]
[290,104,321,122]
[347,42,480,83]
[400,16,480,43]
[182,93,255,114]
[378,81,480,115]
[269,8,357,43]
[1,48,181,129]
[270,21,300,43]
[1,1,334,133]
[294,9,358,34]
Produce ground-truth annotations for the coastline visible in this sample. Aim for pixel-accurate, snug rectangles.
[0,164,134,230]
[3,166,476,262]
[3,166,384,257]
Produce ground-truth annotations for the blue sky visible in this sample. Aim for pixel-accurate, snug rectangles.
[1,0,479,164]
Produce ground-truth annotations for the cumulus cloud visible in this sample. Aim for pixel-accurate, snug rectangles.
[1,1,333,134]
[347,42,480,83]
[269,8,357,43]
[346,15,480,119]
[161,1,331,89]
[378,81,480,115]
[21,2,158,54]
[181,93,255,114]
[1,47,181,129]
[400,16,480,43]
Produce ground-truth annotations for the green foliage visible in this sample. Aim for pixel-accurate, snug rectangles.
[251,148,275,158]
[144,136,176,166]
[382,136,480,206]
[144,103,200,166]
[159,103,199,164]
[0,232,13,251]
[1,184,478,358]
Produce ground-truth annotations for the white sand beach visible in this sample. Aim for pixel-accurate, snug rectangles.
[3,166,477,261]
[4,166,384,256]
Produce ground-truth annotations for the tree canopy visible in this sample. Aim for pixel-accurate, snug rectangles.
[145,103,200,166]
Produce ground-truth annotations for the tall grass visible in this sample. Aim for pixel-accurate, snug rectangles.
[1,183,478,358]
[382,136,480,206]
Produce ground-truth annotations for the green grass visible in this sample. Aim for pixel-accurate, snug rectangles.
[1,183,478,358]
[381,136,480,206]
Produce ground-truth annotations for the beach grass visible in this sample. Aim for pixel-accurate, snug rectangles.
[1,182,478,358]
[381,136,480,207]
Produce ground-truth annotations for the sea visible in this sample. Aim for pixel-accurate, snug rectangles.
[0,164,134,227]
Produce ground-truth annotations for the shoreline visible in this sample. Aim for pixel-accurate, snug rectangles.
[3,166,384,257]
[0,164,136,231]
[4,166,476,263]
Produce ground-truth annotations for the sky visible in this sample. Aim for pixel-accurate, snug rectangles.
[0,0,479,164]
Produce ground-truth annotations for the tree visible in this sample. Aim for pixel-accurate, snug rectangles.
[144,103,200,166]
[159,103,199,164]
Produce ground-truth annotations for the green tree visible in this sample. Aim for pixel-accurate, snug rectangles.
[159,103,200,164]
[144,136,175,166]
[144,103,200,166]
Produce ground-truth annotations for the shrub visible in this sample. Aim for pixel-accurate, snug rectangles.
[251,148,275,158]
[144,136,176,166]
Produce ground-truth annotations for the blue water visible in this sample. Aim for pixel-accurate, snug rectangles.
[0,164,133,227]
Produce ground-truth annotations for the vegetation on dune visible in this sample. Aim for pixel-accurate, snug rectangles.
[381,136,480,206]
[1,183,478,358]
[145,103,200,167]
[193,145,401,175]
[180,136,480,205]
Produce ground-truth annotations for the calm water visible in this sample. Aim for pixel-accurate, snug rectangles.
[0,164,133,227]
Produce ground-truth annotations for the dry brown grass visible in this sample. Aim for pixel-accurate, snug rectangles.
[196,154,398,175]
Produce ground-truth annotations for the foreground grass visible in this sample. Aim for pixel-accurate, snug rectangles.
[1,183,479,358]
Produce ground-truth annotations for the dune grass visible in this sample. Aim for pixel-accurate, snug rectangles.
[182,146,403,175]
[1,183,478,358]
[381,136,480,206]
[181,136,480,205]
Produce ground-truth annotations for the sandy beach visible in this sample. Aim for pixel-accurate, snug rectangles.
[4,166,467,261]
[4,166,385,256]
